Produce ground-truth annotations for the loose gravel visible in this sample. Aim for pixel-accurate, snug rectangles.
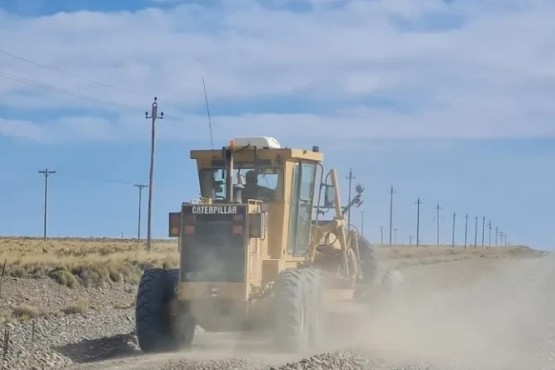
[0,276,136,322]
[0,308,137,369]
[2,254,555,370]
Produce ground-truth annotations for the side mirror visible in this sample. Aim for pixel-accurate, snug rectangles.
[324,185,336,208]
[214,180,224,193]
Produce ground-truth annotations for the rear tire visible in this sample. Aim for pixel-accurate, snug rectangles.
[274,269,309,352]
[136,268,181,353]
[353,236,378,301]
[359,236,378,284]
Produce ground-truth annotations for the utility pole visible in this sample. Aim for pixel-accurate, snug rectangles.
[464,214,469,248]
[360,210,365,237]
[134,184,148,243]
[145,97,163,252]
[474,216,478,247]
[388,186,395,245]
[394,228,398,244]
[488,221,492,246]
[38,168,56,241]
[435,203,441,246]
[451,212,456,246]
[409,235,413,245]
[499,231,504,246]
[481,216,485,246]
[416,197,422,247]
[495,226,498,246]
[380,226,384,244]
[346,168,356,229]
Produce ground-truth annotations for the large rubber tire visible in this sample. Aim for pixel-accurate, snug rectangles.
[274,269,309,352]
[358,236,378,284]
[135,268,179,353]
[304,268,323,349]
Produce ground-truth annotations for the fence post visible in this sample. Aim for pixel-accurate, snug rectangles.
[3,326,9,359]
[0,259,6,296]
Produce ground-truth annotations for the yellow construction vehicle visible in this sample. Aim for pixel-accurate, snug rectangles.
[135,137,377,353]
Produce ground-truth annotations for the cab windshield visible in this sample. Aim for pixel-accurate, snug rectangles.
[199,165,282,202]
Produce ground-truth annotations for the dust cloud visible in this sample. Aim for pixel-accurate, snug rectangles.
[322,254,555,369]
[75,253,555,370]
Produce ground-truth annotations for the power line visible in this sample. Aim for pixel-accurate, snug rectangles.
[474,216,478,248]
[464,213,469,248]
[451,212,456,247]
[415,197,422,247]
[481,216,485,246]
[134,184,148,243]
[38,168,56,241]
[435,203,441,246]
[145,97,164,252]
[488,220,492,246]
[0,70,141,111]
[388,185,395,245]
[0,48,149,100]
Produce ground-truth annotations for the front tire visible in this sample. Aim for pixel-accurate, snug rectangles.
[273,269,309,352]
[304,268,323,349]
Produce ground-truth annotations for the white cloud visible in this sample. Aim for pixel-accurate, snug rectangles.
[0,0,554,143]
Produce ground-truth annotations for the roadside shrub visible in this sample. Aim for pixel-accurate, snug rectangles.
[8,268,26,278]
[61,299,88,315]
[12,304,40,321]
[48,266,77,288]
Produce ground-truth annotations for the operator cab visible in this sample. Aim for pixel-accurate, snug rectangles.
[196,137,285,204]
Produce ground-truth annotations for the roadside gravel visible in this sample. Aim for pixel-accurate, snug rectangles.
[0,276,136,321]
[1,252,554,370]
[0,308,136,370]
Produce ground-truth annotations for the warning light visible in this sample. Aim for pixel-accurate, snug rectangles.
[168,212,181,237]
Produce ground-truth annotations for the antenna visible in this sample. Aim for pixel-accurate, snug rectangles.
[202,77,215,149]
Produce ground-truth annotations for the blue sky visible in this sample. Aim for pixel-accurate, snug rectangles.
[1,0,554,249]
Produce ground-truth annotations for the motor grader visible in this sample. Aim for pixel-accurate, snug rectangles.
[135,137,377,353]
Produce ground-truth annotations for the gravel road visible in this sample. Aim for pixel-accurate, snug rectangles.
[2,252,554,370]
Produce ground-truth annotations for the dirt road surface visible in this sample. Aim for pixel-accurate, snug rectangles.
[64,250,555,370]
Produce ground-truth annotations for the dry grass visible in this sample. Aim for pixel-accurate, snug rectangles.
[375,244,539,261]
[0,237,179,288]
[61,299,88,315]
[11,304,41,321]
[0,236,537,289]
